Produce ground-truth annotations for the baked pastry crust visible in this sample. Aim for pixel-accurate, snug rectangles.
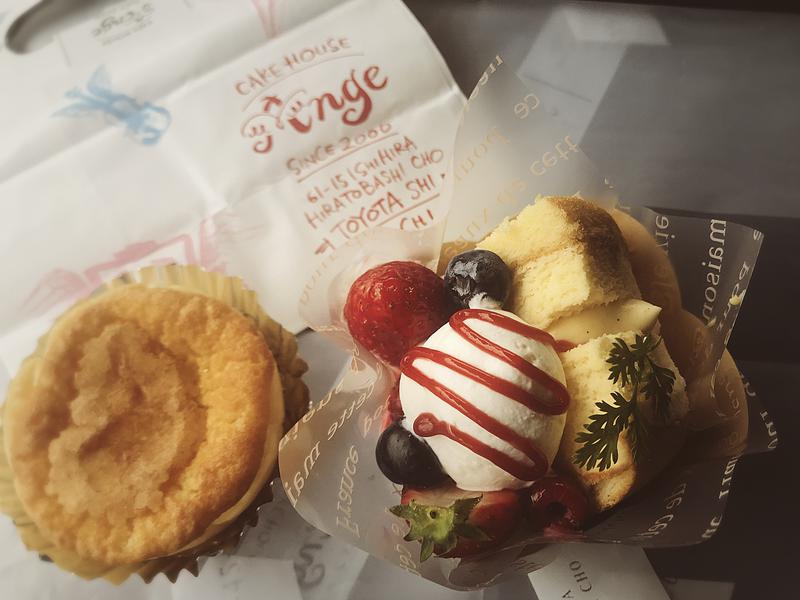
[3,285,282,565]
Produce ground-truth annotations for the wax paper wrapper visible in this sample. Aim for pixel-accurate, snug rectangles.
[278,54,777,590]
[0,264,308,583]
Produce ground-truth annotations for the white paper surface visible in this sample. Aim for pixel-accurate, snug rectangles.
[0,535,175,600]
[172,557,303,600]
[59,0,195,66]
[0,492,339,600]
[347,556,484,600]
[529,545,669,600]
[236,485,369,600]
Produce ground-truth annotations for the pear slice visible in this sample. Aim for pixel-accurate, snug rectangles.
[547,298,662,346]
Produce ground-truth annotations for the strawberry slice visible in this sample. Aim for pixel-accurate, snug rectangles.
[528,475,590,532]
[389,486,521,561]
[344,261,449,366]
[380,380,403,431]
[387,379,403,421]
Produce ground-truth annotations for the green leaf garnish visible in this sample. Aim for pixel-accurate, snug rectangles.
[389,496,487,562]
[574,334,675,471]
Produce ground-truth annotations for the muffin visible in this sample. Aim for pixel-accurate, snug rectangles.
[1,271,307,577]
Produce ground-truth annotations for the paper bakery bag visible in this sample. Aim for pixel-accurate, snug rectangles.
[0,0,464,380]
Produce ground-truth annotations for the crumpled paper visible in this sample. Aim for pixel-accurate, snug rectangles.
[0,0,464,386]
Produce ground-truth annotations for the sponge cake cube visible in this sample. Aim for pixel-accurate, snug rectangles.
[556,330,688,511]
[478,196,640,328]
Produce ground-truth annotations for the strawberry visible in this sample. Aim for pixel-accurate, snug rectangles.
[387,379,403,422]
[380,380,403,431]
[380,410,394,432]
[344,261,449,366]
[528,475,590,533]
[389,485,521,561]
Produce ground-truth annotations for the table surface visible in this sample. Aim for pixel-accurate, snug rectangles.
[408,0,800,219]
[3,1,799,598]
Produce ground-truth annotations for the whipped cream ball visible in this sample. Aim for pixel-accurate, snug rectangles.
[399,309,567,491]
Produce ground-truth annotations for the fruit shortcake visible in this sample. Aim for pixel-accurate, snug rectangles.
[344,196,693,561]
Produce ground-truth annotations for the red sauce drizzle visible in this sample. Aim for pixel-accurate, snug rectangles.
[400,308,571,482]
[449,310,570,415]
[414,412,545,481]
[553,339,577,353]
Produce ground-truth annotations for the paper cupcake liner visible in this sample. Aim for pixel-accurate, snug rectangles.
[0,264,309,583]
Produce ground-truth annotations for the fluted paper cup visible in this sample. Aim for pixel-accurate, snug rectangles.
[0,265,309,583]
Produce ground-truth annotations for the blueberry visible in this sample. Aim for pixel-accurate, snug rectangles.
[443,249,512,309]
[376,422,448,487]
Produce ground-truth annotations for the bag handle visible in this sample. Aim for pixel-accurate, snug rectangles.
[2,0,47,54]
[0,0,89,71]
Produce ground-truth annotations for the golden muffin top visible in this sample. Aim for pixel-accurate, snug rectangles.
[3,285,281,566]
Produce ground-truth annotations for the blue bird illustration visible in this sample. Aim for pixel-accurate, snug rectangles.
[54,66,171,145]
